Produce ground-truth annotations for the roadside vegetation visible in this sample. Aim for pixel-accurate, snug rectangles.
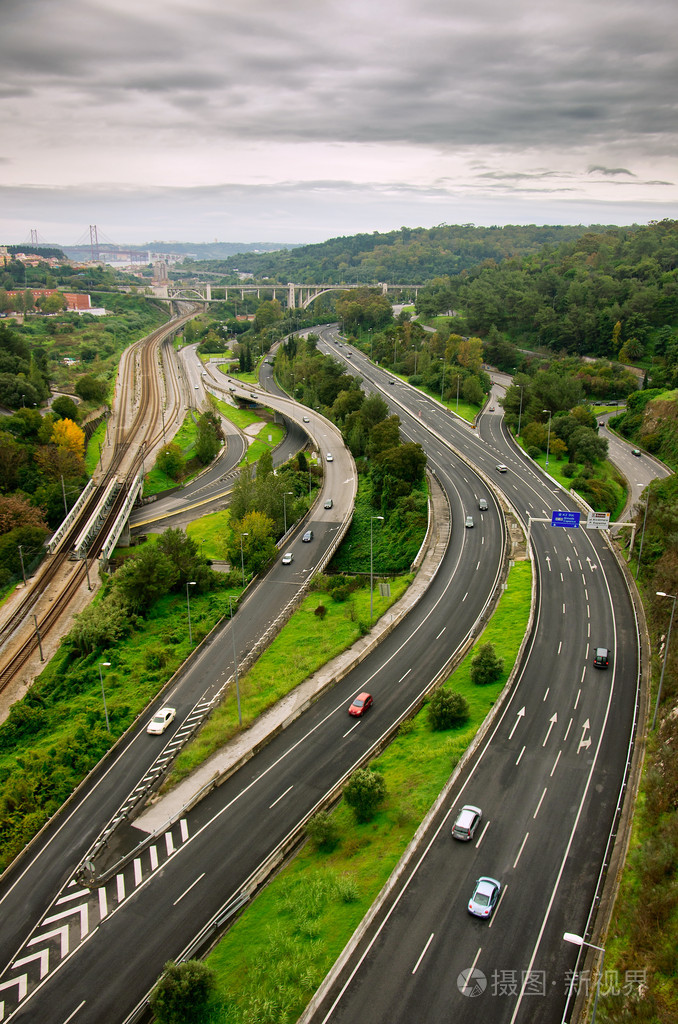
[596,471,678,1024]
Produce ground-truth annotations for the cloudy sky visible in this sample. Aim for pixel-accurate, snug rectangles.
[2,0,677,246]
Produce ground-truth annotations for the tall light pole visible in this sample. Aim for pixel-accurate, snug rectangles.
[240,532,249,587]
[440,361,446,404]
[228,596,242,726]
[17,544,27,586]
[517,385,524,437]
[370,515,385,624]
[456,374,460,412]
[98,661,111,732]
[283,491,293,535]
[543,409,552,466]
[563,932,606,1024]
[186,581,196,644]
[653,591,677,729]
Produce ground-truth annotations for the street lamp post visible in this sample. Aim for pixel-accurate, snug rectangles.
[228,596,243,726]
[543,409,552,466]
[456,374,460,412]
[17,544,27,586]
[283,491,293,535]
[98,661,111,732]
[563,932,606,1024]
[186,581,196,644]
[652,591,677,729]
[517,385,524,437]
[441,361,446,404]
[240,532,249,587]
[370,516,385,624]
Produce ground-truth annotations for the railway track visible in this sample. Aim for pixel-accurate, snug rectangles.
[0,307,198,699]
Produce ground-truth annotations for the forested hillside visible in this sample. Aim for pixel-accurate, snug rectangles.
[176,223,600,285]
[416,219,678,361]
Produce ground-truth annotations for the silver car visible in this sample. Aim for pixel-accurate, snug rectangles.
[468,877,501,918]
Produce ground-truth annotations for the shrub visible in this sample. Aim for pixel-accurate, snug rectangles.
[526,446,541,459]
[427,688,470,730]
[343,767,386,823]
[305,811,339,851]
[149,960,216,1024]
[470,642,504,686]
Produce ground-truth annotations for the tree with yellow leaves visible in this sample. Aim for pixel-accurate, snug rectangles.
[51,418,86,460]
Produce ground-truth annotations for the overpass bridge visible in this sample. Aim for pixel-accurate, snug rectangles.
[151,281,420,307]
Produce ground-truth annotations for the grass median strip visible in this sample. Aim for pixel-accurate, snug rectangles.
[196,560,532,1024]
[165,575,413,788]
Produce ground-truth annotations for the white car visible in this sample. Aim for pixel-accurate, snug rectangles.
[147,707,176,735]
[326,453,333,462]
[303,416,310,423]
[496,464,508,473]
[282,552,294,565]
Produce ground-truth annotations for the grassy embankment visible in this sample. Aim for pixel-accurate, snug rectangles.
[165,574,413,787]
[194,560,532,1023]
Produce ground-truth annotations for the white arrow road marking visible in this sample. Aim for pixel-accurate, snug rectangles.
[13,949,49,979]
[28,925,69,958]
[578,719,592,753]
[543,713,558,746]
[587,557,598,571]
[566,556,572,571]
[42,903,89,941]
[508,707,526,740]
[545,555,551,570]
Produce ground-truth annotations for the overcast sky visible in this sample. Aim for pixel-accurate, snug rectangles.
[2,0,677,246]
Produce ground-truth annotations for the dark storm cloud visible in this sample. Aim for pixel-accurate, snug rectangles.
[3,0,678,157]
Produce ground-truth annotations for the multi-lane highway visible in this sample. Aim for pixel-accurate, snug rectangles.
[1,332,507,1021]
[302,327,643,1024]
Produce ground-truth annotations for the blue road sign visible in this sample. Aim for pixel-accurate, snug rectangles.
[551,510,581,528]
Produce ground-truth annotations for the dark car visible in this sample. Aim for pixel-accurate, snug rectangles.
[593,647,610,669]
[631,449,641,457]
[348,692,373,717]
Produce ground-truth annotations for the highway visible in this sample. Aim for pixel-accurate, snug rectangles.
[302,327,644,1024]
[0,333,506,1021]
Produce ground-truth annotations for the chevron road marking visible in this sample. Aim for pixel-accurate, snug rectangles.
[13,949,49,980]
[28,925,69,958]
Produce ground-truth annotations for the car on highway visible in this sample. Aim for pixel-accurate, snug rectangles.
[348,692,373,717]
[468,876,501,918]
[489,405,495,411]
[593,646,610,669]
[303,416,310,423]
[451,805,482,841]
[496,463,508,473]
[478,498,488,511]
[465,515,474,528]
[147,707,176,735]
[326,453,333,462]
[282,552,294,565]
[302,529,313,542]
[324,498,333,509]
[631,448,641,457]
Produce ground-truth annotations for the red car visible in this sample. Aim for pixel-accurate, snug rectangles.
[348,692,373,717]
